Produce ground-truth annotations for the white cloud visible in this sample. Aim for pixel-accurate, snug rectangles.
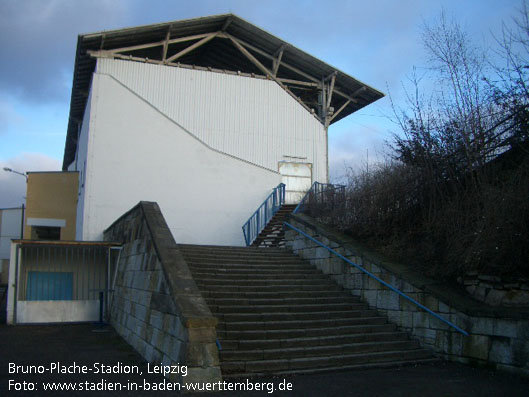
[0,153,61,208]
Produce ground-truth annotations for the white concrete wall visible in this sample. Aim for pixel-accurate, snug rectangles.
[0,208,22,260]
[97,58,328,183]
[16,300,100,323]
[73,90,93,240]
[76,73,281,244]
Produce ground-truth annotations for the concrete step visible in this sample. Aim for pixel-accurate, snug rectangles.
[217,323,398,340]
[201,290,351,299]
[207,296,360,306]
[256,227,285,234]
[252,238,285,246]
[254,233,284,238]
[254,238,286,249]
[254,227,285,231]
[216,309,378,322]
[196,278,339,287]
[185,258,307,265]
[178,244,287,254]
[221,348,433,375]
[195,283,344,293]
[262,216,289,222]
[216,316,386,331]
[222,357,440,379]
[187,265,321,273]
[220,339,421,361]
[210,302,367,314]
[193,272,327,281]
[266,212,293,218]
[259,224,287,230]
[220,331,412,351]
[181,251,299,260]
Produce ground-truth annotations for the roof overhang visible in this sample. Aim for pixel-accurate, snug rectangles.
[63,14,384,169]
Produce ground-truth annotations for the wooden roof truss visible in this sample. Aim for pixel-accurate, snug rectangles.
[88,29,363,127]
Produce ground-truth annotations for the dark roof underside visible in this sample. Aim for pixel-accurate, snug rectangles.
[63,14,383,169]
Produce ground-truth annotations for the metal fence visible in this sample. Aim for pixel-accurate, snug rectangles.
[16,243,119,302]
[294,181,346,215]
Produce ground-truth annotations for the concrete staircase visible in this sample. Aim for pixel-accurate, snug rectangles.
[251,204,297,248]
[178,244,436,378]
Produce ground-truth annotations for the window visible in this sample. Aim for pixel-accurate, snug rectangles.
[31,226,60,240]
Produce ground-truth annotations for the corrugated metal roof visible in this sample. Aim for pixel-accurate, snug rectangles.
[63,14,384,169]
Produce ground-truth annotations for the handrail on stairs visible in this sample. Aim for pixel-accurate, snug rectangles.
[293,181,346,215]
[285,182,469,336]
[242,183,286,246]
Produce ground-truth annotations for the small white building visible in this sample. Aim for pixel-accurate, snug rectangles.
[0,207,23,283]
[63,14,382,245]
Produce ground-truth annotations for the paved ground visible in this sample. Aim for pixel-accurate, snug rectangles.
[0,323,527,396]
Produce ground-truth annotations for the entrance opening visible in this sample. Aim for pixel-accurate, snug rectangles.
[278,161,312,204]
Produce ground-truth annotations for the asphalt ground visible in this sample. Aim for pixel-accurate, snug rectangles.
[0,323,528,396]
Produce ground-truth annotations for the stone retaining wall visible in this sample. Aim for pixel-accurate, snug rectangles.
[458,273,529,307]
[285,213,529,377]
[104,201,221,385]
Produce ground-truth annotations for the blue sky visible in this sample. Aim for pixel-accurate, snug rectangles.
[0,0,523,207]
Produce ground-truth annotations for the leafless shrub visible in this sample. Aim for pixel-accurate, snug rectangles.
[310,6,529,279]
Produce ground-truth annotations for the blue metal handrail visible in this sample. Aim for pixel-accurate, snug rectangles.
[284,221,468,336]
[242,183,286,246]
[293,181,346,214]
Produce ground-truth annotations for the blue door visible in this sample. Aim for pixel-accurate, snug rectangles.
[26,272,73,301]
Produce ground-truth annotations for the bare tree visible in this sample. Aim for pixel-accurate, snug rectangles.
[491,0,529,145]
[309,7,529,280]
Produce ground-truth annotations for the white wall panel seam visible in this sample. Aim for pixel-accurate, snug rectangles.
[94,72,279,175]
[97,59,326,180]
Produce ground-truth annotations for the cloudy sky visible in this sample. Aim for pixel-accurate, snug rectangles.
[0,0,523,208]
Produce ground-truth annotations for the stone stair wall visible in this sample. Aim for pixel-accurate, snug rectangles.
[104,201,222,385]
[285,213,529,377]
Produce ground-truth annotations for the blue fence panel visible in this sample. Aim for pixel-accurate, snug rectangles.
[26,271,73,301]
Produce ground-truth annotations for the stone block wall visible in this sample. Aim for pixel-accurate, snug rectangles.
[104,201,221,385]
[285,214,529,377]
[458,273,529,307]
